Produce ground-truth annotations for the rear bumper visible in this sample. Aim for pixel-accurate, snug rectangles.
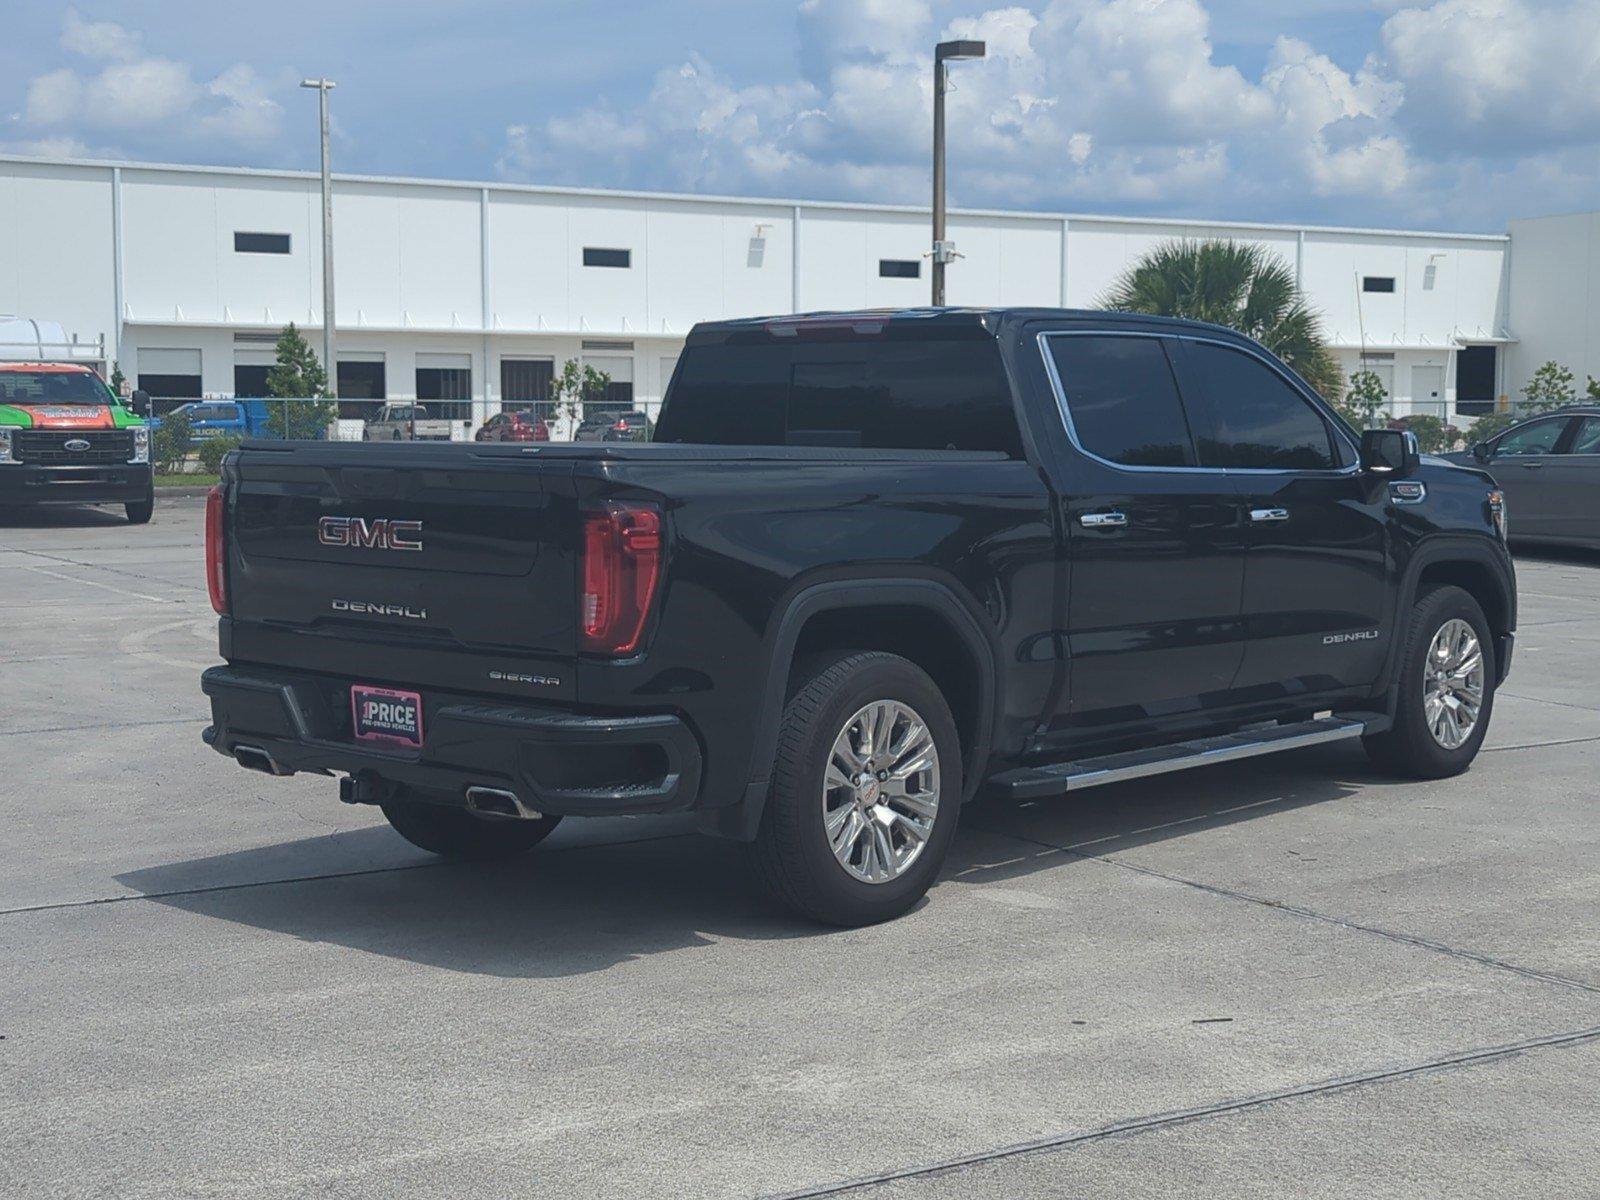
[200,664,702,818]
[0,463,152,504]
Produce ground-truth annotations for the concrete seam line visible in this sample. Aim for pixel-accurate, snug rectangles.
[998,830,1600,997]
[766,1024,1600,1200]
[0,716,200,738]
[1482,734,1600,753]
[0,831,702,919]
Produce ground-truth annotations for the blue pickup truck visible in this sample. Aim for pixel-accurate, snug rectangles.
[153,399,273,438]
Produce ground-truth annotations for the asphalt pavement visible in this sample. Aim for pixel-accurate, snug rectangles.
[2,497,1597,1199]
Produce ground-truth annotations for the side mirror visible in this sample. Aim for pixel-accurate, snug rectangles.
[1360,428,1420,476]
[1471,441,1491,463]
[130,389,151,415]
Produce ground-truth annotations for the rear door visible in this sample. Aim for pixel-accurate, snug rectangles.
[1174,338,1389,697]
[226,444,580,700]
[1039,331,1248,740]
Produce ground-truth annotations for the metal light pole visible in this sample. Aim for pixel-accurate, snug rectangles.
[931,40,985,307]
[301,79,337,397]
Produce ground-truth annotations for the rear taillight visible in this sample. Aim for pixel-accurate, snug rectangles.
[204,484,228,614]
[580,502,663,655]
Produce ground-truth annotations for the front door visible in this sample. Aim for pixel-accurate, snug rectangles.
[1174,338,1390,698]
[1486,415,1574,538]
[1040,332,1248,742]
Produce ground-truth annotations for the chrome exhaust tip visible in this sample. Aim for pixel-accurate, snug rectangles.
[464,786,542,821]
[234,744,293,777]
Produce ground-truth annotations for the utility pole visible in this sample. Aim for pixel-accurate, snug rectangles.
[301,79,338,396]
[931,40,985,306]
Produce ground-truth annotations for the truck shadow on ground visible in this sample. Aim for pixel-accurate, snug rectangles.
[115,744,1377,980]
[0,504,132,528]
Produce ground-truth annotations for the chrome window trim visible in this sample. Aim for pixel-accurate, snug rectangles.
[1036,328,1361,477]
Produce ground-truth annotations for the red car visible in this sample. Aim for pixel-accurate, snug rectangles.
[475,411,550,442]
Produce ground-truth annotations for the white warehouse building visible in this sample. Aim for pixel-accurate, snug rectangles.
[4,152,1595,432]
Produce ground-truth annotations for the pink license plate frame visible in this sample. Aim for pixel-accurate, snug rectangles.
[350,685,425,749]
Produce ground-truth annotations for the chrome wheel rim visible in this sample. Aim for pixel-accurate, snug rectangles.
[823,699,940,884]
[1423,618,1485,750]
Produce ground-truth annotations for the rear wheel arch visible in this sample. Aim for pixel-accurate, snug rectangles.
[719,579,1000,842]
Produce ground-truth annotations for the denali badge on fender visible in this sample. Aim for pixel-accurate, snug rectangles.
[1323,629,1381,644]
[317,515,423,551]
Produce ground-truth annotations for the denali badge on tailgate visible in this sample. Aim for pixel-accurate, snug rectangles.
[317,515,423,551]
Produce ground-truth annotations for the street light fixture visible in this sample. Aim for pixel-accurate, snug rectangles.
[931,39,985,307]
[300,78,337,397]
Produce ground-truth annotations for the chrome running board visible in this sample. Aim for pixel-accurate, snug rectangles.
[991,715,1379,801]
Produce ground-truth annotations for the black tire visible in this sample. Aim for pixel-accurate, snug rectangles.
[748,651,962,926]
[1364,584,1496,778]
[380,794,562,860]
[125,494,155,524]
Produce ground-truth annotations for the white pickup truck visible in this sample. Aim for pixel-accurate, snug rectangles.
[362,403,454,441]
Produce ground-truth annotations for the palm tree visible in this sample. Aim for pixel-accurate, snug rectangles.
[1099,240,1344,402]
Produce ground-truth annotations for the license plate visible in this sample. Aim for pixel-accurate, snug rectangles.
[351,685,425,749]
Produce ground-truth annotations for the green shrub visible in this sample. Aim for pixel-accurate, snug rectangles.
[1335,369,1389,430]
[1465,410,1519,445]
[1522,360,1575,410]
[1396,413,1459,454]
[197,434,244,474]
[152,410,192,474]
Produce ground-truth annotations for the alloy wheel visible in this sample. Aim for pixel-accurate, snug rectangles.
[822,699,941,884]
[1422,618,1485,750]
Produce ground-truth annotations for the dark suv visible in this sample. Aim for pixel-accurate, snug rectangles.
[201,309,1515,926]
[1444,406,1600,549]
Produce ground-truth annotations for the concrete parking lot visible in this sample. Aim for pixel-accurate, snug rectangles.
[3,496,1598,1199]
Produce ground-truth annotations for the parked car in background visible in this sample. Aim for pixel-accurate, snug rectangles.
[475,410,549,442]
[603,411,651,442]
[153,399,274,439]
[0,362,153,523]
[574,410,650,441]
[1444,405,1600,549]
[364,403,454,441]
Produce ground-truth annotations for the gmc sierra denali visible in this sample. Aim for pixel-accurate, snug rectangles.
[201,309,1516,926]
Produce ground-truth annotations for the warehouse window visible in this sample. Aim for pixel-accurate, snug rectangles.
[1362,276,1396,293]
[234,232,291,255]
[582,247,631,269]
[879,259,921,279]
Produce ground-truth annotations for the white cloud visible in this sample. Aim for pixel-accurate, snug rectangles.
[59,9,141,62]
[492,0,1600,227]
[15,10,283,149]
[1378,0,1600,151]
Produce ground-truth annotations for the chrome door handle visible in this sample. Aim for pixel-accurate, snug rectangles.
[1250,507,1290,523]
[1519,461,1544,469]
[1080,511,1128,529]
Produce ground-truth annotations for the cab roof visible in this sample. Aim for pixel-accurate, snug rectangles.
[688,307,1255,344]
[0,362,97,374]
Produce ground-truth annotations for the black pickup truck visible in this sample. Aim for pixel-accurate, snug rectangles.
[201,309,1515,925]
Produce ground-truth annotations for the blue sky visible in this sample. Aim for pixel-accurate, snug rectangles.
[3,2,1596,233]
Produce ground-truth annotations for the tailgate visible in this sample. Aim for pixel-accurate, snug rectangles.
[225,444,579,698]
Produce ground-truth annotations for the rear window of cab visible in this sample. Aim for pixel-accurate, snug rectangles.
[654,337,1023,456]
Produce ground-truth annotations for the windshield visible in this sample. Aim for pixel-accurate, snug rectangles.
[0,369,113,407]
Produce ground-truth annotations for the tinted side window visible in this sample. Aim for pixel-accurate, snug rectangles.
[1496,418,1566,456]
[1046,335,1194,467]
[655,339,1023,455]
[1569,417,1600,455]
[1187,343,1338,470]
